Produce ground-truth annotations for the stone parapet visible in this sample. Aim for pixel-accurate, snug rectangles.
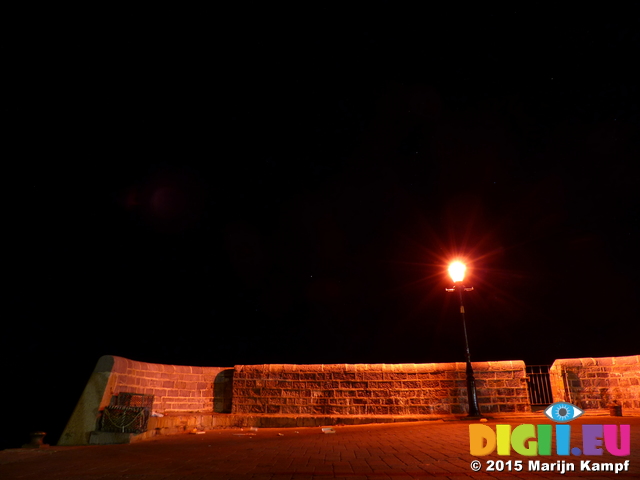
[104,356,232,413]
[231,361,530,416]
[59,355,232,445]
[550,355,640,409]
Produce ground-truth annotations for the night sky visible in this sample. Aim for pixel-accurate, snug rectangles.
[3,7,640,449]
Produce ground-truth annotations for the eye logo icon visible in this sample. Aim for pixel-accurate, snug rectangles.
[544,402,584,423]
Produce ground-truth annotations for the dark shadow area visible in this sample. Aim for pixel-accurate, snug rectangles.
[214,369,234,413]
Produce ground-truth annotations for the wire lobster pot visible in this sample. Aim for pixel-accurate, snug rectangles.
[99,393,154,433]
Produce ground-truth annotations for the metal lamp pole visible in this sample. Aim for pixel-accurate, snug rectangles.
[446,262,482,418]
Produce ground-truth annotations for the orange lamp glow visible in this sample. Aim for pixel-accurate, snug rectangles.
[448,261,466,282]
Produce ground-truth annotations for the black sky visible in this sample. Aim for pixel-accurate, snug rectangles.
[3,6,640,448]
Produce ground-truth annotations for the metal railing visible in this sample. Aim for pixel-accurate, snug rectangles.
[526,365,554,406]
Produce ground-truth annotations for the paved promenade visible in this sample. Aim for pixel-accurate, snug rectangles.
[2,415,639,479]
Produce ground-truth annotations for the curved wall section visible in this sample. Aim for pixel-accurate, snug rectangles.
[550,354,640,409]
[59,355,232,445]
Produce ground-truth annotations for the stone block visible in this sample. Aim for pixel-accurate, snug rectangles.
[382,369,406,380]
[347,406,366,415]
[281,389,301,397]
[415,364,439,373]
[395,389,416,398]
[322,381,339,389]
[480,404,500,414]
[614,355,640,365]
[397,363,417,373]
[297,364,322,372]
[336,389,357,397]
[323,364,346,374]
[433,405,451,414]
[240,378,262,388]
[269,364,286,374]
[371,381,393,389]
[372,389,392,398]
[341,381,367,389]
[370,406,389,415]
[420,380,440,389]
[185,382,198,392]
[473,362,490,371]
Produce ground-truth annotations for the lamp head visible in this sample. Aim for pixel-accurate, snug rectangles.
[448,261,466,283]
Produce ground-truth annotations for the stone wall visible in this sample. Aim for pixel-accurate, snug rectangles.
[550,354,640,409]
[232,361,530,416]
[101,356,233,413]
[60,355,232,445]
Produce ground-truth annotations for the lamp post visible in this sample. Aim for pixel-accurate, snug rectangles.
[446,261,482,418]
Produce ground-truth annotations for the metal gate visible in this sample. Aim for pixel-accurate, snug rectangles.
[526,365,554,406]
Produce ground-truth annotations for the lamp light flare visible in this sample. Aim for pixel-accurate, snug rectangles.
[448,261,466,282]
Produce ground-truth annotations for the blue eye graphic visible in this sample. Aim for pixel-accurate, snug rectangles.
[544,402,584,423]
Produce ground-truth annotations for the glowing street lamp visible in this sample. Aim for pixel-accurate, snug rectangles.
[446,261,482,418]
[448,261,466,283]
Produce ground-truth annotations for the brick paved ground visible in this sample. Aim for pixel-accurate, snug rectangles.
[2,416,639,479]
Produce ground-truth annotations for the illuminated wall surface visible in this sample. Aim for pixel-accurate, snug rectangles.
[59,356,232,445]
[60,354,640,445]
[550,355,640,410]
[232,362,529,416]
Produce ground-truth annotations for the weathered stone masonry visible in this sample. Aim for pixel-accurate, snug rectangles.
[62,354,640,445]
[59,356,233,445]
[550,355,640,410]
[232,361,530,416]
